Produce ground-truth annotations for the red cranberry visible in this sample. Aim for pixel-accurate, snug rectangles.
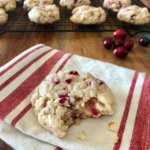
[54,147,63,150]
[71,112,77,119]
[91,108,100,116]
[69,71,79,76]
[139,37,149,47]
[124,39,134,50]
[114,47,128,58]
[114,38,125,47]
[65,79,72,84]
[59,98,67,104]
[99,81,104,85]
[43,101,47,107]
[113,29,127,39]
[59,94,68,98]
[103,37,114,49]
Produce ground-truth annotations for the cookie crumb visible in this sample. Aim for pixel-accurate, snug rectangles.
[114,136,119,144]
[78,130,86,140]
[108,122,117,131]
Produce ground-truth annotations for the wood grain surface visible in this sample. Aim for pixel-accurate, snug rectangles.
[0,32,150,150]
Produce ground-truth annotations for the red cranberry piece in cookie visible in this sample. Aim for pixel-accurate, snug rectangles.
[99,80,104,85]
[59,93,68,98]
[43,101,47,107]
[54,147,63,150]
[91,108,100,116]
[69,71,79,76]
[65,79,72,84]
[59,97,67,104]
[85,98,101,117]
[71,112,77,119]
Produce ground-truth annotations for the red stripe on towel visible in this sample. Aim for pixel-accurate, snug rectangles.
[11,54,73,126]
[56,54,73,73]
[0,45,44,76]
[129,74,150,150]
[11,103,32,126]
[0,49,53,91]
[0,51,65,120]
[113,72,139,150]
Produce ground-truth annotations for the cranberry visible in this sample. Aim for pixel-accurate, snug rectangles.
[103,37,114,49]
[59,98,67,104]
[65,79,72,84]
[114,47,128,58]
[43,101,47,107]
[69,71,79,75]
[88,81,92,86]
[71,112,77,119]
[139,37,149,47]
[114,38,125,47]
[124,39,134,50]
[113,29,127,39]
[91,108,100,116]
[99,81,104,85]
[54,147,63,150]
[59,94,68,98]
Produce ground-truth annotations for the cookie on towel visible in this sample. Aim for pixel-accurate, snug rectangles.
[60,0,91,9]
[31,71,115,137]
[23,0,53,10]
[70,5,106,24]
[103,0,131,12]
[117,5,150,25]
[28,4,60,24]
[0,8,8,24]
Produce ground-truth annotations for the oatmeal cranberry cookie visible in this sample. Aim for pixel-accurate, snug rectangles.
[0,8,8,24]
[23,0,53,10]
[117,5,150,25]
[0,0,16,11]
[59,0,91,9]
[28,4,60,24]
[31,71,115,137]
[103,0,131,12]
[70,5,106,24]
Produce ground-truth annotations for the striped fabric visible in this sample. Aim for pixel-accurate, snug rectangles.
[0,44,150,150]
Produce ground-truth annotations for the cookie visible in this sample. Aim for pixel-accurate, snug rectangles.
[28,5,60,24]
[0,8,8,24]
[31,71,115,137]
[0,0,16,12]
[23,0,54,10]
[103,0,131,12]
[70,5,106,24]
[117,5,150,25]
[60,0,91,9]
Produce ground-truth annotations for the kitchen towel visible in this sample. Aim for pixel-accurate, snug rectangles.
[0,119,55,150]
[0,44,150,150]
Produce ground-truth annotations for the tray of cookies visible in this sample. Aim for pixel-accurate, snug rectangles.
[0,0,149,36]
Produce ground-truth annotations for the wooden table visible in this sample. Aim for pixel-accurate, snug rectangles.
[0,32,150,149]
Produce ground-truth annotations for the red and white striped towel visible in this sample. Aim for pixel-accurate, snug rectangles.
[0,44,150,150]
